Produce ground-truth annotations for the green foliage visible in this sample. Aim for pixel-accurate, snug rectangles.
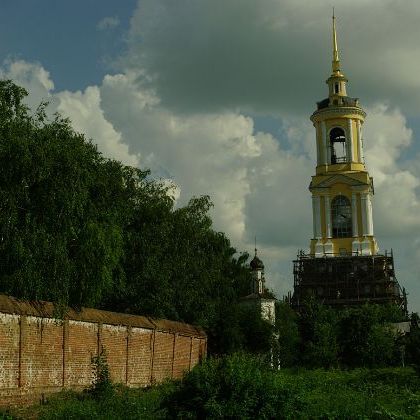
[163,353,303,419]
[89,348,113,399]
[406,313,420,374]
[0,412,15,420]
[162,355,420,419]
[298,299,340,368]
[36,384,176,420]
[237,304,274,355]
[0,80,136,309]
[274,301,300,367]
[16,358,420,419]
[338,304,401,368]
[274,301,406,369]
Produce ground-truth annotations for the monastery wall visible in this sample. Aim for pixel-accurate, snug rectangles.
[0,294,206,407]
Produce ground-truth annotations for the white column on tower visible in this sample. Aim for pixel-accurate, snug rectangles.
[316,122,321,165]
[351,192,358,237]
[321,121,327,164]
[347,119,354,162]
[367,194,374,236]
[312,195,322,239]
[357,120,364,163]
[360,192,368,235]
[324,195,332,238]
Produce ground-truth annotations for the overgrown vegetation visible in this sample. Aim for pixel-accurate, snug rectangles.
[275,300,420,370]
[9,353,420,419]
[88,348,113,400]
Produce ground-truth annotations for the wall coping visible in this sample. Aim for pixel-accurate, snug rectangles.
[0,294,206,338]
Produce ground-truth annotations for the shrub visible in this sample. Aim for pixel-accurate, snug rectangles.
[406,313,420,374]
[88,348,113,399]
[339,304,401,368]
[163,353,304,419]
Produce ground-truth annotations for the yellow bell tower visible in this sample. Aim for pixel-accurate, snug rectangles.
[309,13,378,257]
[290,14,407,312]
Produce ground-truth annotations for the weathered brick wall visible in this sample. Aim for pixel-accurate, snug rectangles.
[65,320,98,387]
[0,295,206,407]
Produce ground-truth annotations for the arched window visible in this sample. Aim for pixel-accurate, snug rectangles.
[331,195,352,238]
[329,127,346,164]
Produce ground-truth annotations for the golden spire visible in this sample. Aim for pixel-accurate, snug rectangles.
[332,9,341,75]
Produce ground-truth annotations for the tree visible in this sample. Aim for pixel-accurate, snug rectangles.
[0,80,137,308]
[339,304,400,368]
[275,301,300,367]
[405,312,420,374]
[0,80,257,355]
[298,298,340,368]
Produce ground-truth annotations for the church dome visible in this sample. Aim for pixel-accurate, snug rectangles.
[250,255,264,270]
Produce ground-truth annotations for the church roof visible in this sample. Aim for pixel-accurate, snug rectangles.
[250,254,264,270]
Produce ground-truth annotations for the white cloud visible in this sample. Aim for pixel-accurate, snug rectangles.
[0,59,140,169]
[364,104,412,178]
[0,59,55,110]
[56,86,140,168]
[363,105,420,238]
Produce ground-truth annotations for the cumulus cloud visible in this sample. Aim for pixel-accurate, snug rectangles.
[363,105,420,237]
[0,59,55,110]
[125,0,420,117]
[56,86,140,167]
[99,72,262,242]
[0,59,140,168]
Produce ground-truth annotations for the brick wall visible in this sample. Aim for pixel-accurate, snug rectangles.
[0,295,206,407]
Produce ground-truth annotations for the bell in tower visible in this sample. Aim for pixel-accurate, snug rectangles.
[291,14,407,312]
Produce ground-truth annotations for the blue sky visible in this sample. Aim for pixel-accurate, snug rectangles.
[0,0,136,91]
[1,0,420,313]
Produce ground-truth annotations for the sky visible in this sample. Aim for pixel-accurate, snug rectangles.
[2,0,420,313]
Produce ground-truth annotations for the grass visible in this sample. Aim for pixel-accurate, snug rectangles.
[4,362,420,419]
[3,383,175,420]
[277,367,420,419]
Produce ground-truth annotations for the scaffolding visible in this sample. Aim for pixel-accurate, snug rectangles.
[291,249,407,313]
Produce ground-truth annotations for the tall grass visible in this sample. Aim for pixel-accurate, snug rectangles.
[10,354,420,419]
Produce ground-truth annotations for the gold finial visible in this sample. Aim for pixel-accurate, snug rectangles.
[332,9,341,74]
[254,236,257,256]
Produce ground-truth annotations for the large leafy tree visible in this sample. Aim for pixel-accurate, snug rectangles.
[0,80,138,308]
[0,80,259,354]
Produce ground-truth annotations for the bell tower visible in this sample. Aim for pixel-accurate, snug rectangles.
[291,14,407,312]
[309,13,377,257]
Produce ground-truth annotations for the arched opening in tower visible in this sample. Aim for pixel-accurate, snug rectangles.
[330,127,347,164]
[331,195,352,238]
